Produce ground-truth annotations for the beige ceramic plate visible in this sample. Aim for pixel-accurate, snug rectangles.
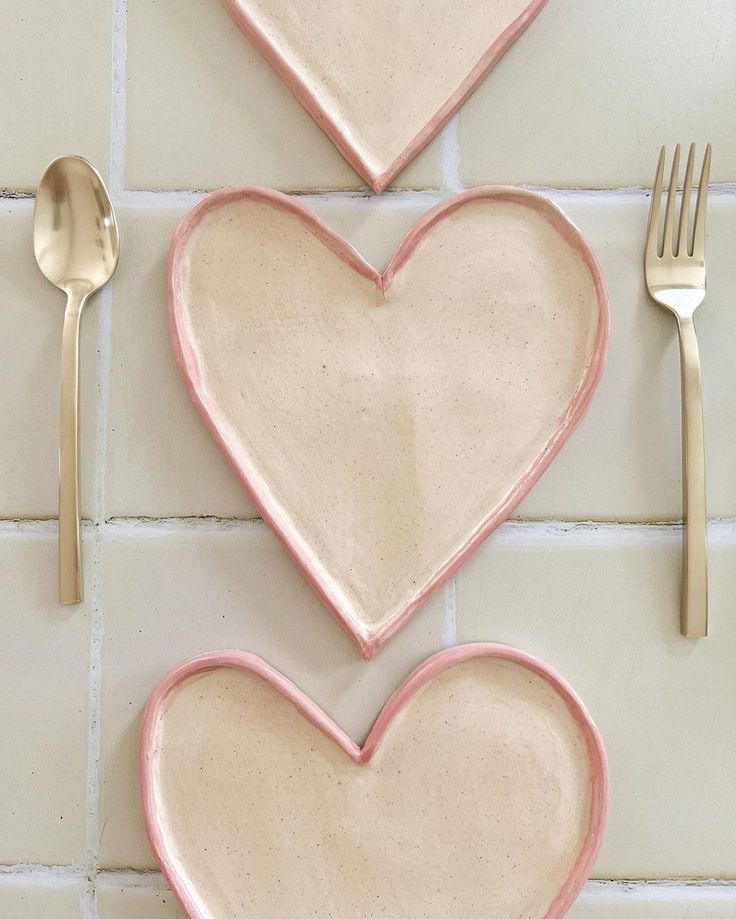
[140,644,607,919]
[223,0,548,190]
[170,187,608,657]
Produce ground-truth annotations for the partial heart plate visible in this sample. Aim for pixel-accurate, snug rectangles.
[170,186,608,658]
[140,643,607,919]
[223,0,548,190]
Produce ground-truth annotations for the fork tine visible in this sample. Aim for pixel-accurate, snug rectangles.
[692,143,712,260]
[677,143,696,256]
[662,143,680,257]
[646,146,666,259]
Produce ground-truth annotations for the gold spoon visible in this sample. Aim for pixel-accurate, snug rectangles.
[34,156,119,604]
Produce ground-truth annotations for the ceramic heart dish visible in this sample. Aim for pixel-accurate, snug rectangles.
[170,186,608,658]
[140,643,607,919]
[223,0,548,190]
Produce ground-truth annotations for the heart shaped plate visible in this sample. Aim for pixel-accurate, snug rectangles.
[223,0,549,190]
[169,187,608,657]
[140,643,607,918]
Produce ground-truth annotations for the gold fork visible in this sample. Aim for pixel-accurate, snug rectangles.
[645,143,711,638]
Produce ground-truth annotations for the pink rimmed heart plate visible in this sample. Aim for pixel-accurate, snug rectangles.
[170,187,608,658]
[140,643,607,919]
[223,0,548,191]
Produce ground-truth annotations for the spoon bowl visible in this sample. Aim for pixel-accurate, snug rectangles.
[33,155,119,604]
[34,155,119,296]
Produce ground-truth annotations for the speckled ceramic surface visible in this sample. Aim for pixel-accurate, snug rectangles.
[222,0,548,191]
[170,187,608,658]
[140,644,607,919]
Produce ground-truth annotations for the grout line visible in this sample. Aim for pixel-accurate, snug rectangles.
[6,517,736,552]
[111,187,449,209]
[5,516,736,544]
[5,183,736,205]
[0,519,59,536]
[103,515,265,538]
[108,0,128,199]
[298,189,447,210]
[489,517,736,545]
[489,519,684,546]
[0,519,97,537]
[80,521,105,915]
[94,306,115,527]
[439,115,463,193]
[582,879,736,901]
[524,183,736,200]
[78,4,129,917]
[3,866,736,898]
[0,865,86,890]
[6,515,736,542]
[96,870,170,890]
[442,575,458,647]
[112,188,205,210]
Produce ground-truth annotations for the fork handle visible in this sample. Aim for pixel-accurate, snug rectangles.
[676,314,708,637]
[59,290,86,604]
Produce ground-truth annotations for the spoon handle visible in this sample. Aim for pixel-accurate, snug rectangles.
[59,291,85,604]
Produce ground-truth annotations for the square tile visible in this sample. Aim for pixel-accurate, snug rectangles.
[125,0,439,191]
[97,882,185,919]
[0,533,91,864]
[515,195,736,521]
[98,524,445,867]
[0,206,98,519]
[456,529,736,877]
[459,0,736,187]
[106,198,431,518]
[0,2,111,191]
[0,881,82,919]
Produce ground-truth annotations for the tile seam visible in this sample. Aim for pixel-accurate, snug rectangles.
[439,115,463,193]
[5,185,736,207]
[81,526,104,917]
[442,574,458,647]
[4,516,736,539]
[78,2,129,917]
[102,515,266,538]
[3,867,736,896]
[108,0,127,200]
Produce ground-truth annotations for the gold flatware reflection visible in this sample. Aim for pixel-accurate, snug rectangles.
[33,156,119,604]
[644,143,711,638]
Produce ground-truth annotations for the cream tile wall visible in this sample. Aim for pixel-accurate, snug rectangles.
[1,1,735,917]
[0,878,85,919]
[0,2,111,190]
[458,0,736,187]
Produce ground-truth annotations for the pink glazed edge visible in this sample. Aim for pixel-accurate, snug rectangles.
[221,0,549,192]
[168,185,610,660]
[139,642,608,919]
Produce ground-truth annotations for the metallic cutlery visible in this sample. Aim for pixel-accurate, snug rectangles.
[644,143,711,638]
[33,156,119,604]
